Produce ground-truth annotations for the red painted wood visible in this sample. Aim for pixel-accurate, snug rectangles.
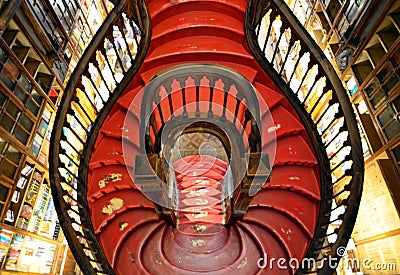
[86,0,322,273]
[151,11,244,48]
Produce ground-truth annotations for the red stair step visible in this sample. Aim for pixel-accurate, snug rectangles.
[262,105,305,146]
[244,207,310,261]
[87,164,136,200]
[265,134,318,167]
[148,0,246,26]
[97,208,159,262]
[152,11,244,48]
[113,221,166,273]
[89,188,154,231]
[268,165,320,199]
[249,189,317,239]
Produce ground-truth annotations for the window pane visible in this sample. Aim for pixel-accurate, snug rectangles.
[390,48,400,68]
[392,144,400,163]
[384,121,400,140]
[6,101,20,118]
[378,106,395,126]
[26,99,40,116]
[5,145,21,164]
[0,47,8,63]
[0,159,17,178]
[0,71,15,90]
[19,73,32,92]
[0,184,9,202]
[392,96,400,113]
[14,126,29,144]
[365,79,378,97]
[371,89,385,108]
[377,65,391,82]
[19,114,33,131]
[0,91,6,107]
[14,85,28,104]
[0,138,6,153]
[383,74,399,93]
[31,89,43,105]
[0,115,15,132]
[4,60,19,79]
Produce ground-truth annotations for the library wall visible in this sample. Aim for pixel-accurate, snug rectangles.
[0,0,111,274]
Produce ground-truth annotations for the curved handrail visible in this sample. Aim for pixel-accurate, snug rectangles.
[138,64,264,225]
[49,0,151,273]
[245,0,364,274]
[140,64,262,154]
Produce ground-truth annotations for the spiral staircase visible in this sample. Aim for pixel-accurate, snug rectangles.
[49,0,364,274]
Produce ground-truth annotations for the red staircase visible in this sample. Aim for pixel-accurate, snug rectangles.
[49,0,364,274]
[86,1,321,273]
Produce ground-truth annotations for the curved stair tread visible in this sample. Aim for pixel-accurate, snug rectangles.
[262,105,305,146]
[97,208,159,260]
[148,0,246,26]
[243,207,309,261]
[268,165,320,198]
[89,188,154,230]
[249,189,318,234]
[237,221,293,275]
[152,11,244,46]
[266,134,318,167]
[146,36,252,63]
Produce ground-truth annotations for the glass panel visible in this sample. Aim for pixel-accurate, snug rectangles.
[67,0,78,14]
[0,184,9,202]
[326,0,341,22]
[365,78,378,97]
[0,138,6,153]
[4,60,19,79]
[393,96,400,113]
[0,115,15,132]
[384,121,400,140]
[338,18,350,36]
[14,126,29,144]
[35,73,52,93]
[392,144,400,163]
[390,48,400,68]
[19,114,34,131]
[26,99,40,116]
[0,71,15,90]
[377,106,395,126]
[382,74,399,93]
[377,64,391,82]
[6,101,20,118]
[0,160,17,178]
[0,48,8,63]
[19,73,33,92]
[344,0,359,22]
[0,91,7,107]
[370,89,385,108]
[5,145,21,164]
[14,85,28,104]
[31,89,43,105]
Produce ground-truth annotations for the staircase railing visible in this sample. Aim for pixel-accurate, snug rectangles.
[140,64,262,155]
[138,64,264,225]
[245,0,364,273]
[49,1,150,273]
